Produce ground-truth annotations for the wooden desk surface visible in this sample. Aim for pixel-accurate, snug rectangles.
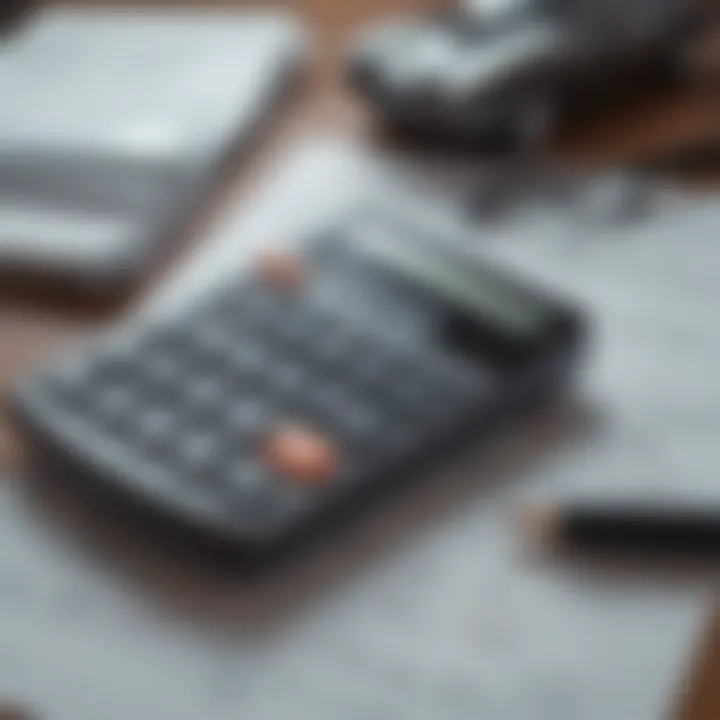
[2,2,719,717]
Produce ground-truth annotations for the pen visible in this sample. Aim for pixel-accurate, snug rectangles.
[523,504,720,556]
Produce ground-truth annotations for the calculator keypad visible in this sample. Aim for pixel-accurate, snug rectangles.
[37,276,494,541]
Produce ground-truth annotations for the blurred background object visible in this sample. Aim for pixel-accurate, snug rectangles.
[0,1,34,35]
[0,6,305,296]
[348,0,718,151]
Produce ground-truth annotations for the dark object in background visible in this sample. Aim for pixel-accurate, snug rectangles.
[14,207,585,564]
[640,137,720,176]
[349,0,713,150]
[460,161,655,226]
[525,503,720,558]
[0,0,33,34]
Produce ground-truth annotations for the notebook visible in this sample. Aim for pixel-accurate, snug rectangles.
[0,7,306,288]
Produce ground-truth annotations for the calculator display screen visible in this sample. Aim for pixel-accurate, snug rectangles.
[353,222,551,338]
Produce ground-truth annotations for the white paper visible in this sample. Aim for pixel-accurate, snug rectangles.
[2,137,717,720]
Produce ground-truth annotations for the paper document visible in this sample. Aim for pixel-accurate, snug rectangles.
[1,138,717,720]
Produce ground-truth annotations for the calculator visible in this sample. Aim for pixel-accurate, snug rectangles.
[15,210,585,559]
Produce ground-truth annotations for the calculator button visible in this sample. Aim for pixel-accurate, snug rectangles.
[338,402,383,441]
[91,356,136,384]
[225,399,274,441]
[144,353,183,386]
[384,370,429,408]
[305,381,350,421]
[270,362,306,395]
[226,341,268,378]
[137,409,176,445]
[194,323,235,357]
[312,331,350,366]
[223,458,269,497]
[308,386,383,444]
[348,344,408,393]
[256,248,304,291]
[263,423,340,486]
[94,385,136,422]
[184,377,226,408]
[395,376,463,421]
[141,325,193,359]
[310,325,368,370]
[268,303,323,350]
[175,433,219,474]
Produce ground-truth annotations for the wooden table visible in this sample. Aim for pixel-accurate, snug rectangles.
[2,2,719,717]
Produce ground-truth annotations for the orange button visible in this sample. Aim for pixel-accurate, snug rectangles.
[264,423,339,486]
[256,248,304,290]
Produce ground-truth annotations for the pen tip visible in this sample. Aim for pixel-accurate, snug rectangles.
[521,505,560,545]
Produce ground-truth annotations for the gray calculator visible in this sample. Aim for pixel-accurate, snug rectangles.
[16,208,586,562]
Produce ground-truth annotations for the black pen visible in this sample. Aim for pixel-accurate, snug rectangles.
[523,504,720,556]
